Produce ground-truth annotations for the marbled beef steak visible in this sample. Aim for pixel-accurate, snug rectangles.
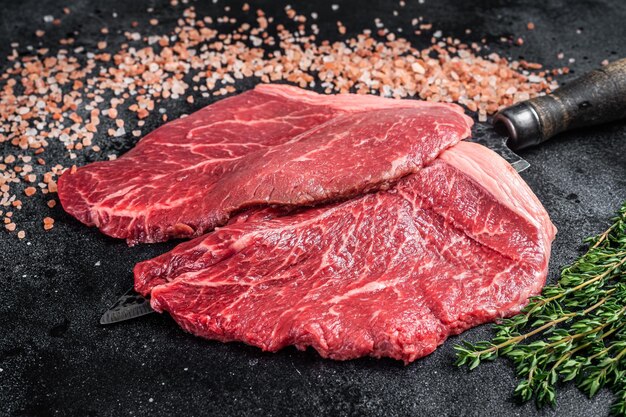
[58,84,472,245]
[134,141,555,363]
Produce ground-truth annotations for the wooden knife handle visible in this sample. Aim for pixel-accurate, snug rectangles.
[494,58,626,150]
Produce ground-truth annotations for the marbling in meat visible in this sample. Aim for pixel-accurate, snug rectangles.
[58,85,472,245]
[134,142,556,364]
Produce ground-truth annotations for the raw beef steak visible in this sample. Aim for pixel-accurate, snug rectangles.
[58,85,472,245]
[134,142,556,363]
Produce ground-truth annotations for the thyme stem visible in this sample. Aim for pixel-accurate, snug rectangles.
[469,291,616,357]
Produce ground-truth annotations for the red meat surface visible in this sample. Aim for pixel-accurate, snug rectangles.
[134,142,556,364]
[58,84,471,245]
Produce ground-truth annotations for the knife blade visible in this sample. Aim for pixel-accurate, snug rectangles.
[468,121,530,173]
[100,119,527,326]
[98,123,522,327]
[100,287,154,325]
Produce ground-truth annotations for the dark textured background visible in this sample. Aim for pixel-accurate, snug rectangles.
[1,0,625,416]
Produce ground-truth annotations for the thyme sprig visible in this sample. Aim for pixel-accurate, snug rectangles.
[456,201,626,414]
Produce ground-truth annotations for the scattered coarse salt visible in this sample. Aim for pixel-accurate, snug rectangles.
[43,217,55,230]
[337,22,346,35]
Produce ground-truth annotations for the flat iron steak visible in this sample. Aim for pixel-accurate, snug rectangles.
[58,85,472,245]
[134,142,556,363]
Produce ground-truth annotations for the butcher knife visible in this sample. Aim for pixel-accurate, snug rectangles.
[100,58,626,325]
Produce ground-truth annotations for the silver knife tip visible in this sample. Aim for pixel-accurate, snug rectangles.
[510,159,531,173]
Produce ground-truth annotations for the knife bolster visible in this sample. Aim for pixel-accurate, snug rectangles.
[493,102,543,151]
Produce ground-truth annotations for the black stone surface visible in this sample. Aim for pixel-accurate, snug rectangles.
[1,1,625,416]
